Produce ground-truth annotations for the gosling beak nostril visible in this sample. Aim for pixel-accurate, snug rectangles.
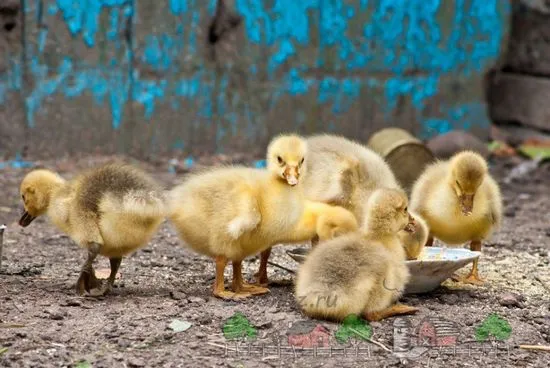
[283,165,300,186]
[286,175,298,186]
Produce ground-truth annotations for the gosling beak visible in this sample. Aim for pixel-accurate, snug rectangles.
[404,214,416,233]
[19,211,36,227]
[460,194,474,216]
[283,166,299,186]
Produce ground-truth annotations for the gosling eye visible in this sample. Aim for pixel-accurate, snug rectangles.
[404,206,408,212]
[21,194,25,201]
[455,180,461,189]
[300,157,305,166]
[277,156,284,165]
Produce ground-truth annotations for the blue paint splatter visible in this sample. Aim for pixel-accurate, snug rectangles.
[421,102,489,139]
[0,0,509,144]
[253,159,266,168]
[0,154,34,170]
[56,0,129,47]
[183,156,194,168]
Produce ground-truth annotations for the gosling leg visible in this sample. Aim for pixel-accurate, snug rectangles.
[88,257,122,297]
[212,256,249,300]
[76,242,102,296]
[425,236,434,247]
[311,235,320,247]
[460,240,484,285]
[233,260,269,296]
[254,247,271,287]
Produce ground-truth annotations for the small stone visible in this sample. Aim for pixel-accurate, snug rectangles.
[440,294,459,305]
[46,309,66,320]
[117,338,131,348]
[427,130,490,159]
[198,315,212,325]
[499,292,525,308]
[188,296,205,304]
[128,357,145,367]
[169,291,185,301]
[62,298,82,307]
[257,321,273,329]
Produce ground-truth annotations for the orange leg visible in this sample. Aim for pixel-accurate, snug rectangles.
[364,304,419,322]
[233,260,269,296]
[425,236,434,247]
[462,240,484,285]
[212,256,248,300]
[254,248,271,286]
[451,241,484,285]
[311,235,320,247]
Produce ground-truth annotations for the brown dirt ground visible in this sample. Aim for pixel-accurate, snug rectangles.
[0,155,549,368]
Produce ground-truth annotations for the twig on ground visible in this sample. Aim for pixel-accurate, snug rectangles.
[267,261,295,274]
[0,323,26,328]
[519,345,550,352]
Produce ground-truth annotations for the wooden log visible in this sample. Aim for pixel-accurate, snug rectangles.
[486,0,550,134]
[367,128,435,195]
[504,1,550,76]
[487,72,550,132]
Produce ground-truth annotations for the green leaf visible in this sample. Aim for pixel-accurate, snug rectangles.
[487,141,504,152]
[169,319,192,333]
[0,347,8,356]
[74,361,91,368]
[518,145,550,161]
[222,312,257,341]
[475,313,512,342]
[334,314,372,344]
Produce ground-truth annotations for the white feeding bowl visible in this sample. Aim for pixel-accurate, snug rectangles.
[286,246,480,295]
[404,247,480,294]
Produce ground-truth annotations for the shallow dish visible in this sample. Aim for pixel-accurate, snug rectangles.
[286,246,480,295]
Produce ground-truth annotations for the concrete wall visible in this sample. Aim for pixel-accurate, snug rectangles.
[0,0,509,158]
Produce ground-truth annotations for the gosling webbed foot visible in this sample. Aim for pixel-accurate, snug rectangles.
[87,280,114,297]
[76,269,101,296]
[237,282,270,295]
[452,272,484,285]
[253,270,269,287]
[213,289,252,300]
[364,304,419,322]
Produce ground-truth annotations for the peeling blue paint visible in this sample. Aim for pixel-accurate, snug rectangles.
[421,102,489,139]
[0,154,34,170]
[253,159,266,169]
[1,0,509,149]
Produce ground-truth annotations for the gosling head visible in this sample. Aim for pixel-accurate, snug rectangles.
[19,169,65,227]
[364,188,415,235]
[449,151,487,216]
[266,134,307,186]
